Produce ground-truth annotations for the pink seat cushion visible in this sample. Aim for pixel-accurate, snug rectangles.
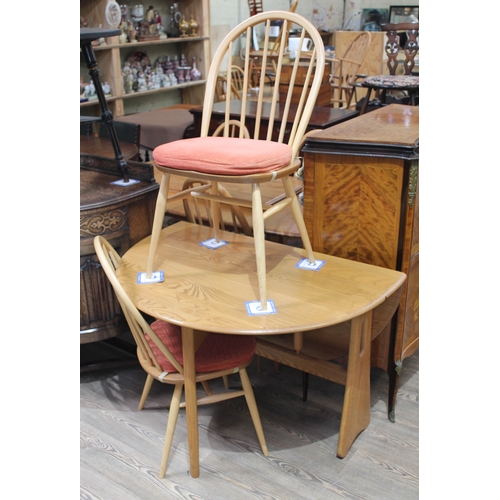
[153,137,293,175]
[146,320,256,373]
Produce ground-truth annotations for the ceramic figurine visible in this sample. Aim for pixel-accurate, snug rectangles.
[119,29,128,44]
[102,81,111,95]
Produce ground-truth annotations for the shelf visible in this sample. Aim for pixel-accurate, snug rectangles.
[92,36,209,50]
[80,0,210,117]
[80,80,207,108]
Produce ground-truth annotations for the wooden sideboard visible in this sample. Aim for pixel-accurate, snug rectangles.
[302,104,419,421]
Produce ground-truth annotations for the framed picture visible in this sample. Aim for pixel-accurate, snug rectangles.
[360,9,389,32]
[389,6,419,23]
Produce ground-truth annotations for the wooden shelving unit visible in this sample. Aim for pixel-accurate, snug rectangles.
[80,0,210,118]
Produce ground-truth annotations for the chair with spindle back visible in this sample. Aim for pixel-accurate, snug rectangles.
[329,31,371,108]
[93,235,268,478]
[146,11,325,311]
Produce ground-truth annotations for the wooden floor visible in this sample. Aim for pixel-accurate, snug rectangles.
[81,341,418,499]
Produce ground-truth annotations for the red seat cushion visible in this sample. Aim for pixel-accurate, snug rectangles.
[152,136,293,175]
[146,320,256,373]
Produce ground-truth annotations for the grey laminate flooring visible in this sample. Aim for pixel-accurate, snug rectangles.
[81,343,418,500]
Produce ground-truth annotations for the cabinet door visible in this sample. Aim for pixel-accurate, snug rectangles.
[303,153,404,270]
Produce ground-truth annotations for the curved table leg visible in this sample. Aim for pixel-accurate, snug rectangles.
[337,311,372,458]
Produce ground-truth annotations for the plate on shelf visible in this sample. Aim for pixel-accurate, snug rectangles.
[105,1,121,29]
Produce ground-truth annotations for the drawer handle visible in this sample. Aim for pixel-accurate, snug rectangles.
[407,163,418,208]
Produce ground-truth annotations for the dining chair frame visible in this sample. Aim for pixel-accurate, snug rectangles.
[329,32,371,109]
[146,11,326,310]
[93,235,268,478]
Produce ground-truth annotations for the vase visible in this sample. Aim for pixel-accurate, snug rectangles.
[179,15,189,37]
[190,58,201,81]
[189,15,199,37]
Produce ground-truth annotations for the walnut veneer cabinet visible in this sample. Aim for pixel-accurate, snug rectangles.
[302,104,419,421]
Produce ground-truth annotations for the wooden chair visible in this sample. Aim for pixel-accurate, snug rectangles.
[329,32,371,108]
[215,65,248,101]
[93,235,268,478]
[357,22,419,114]
[248,0,263,16]
[147,11,325,310]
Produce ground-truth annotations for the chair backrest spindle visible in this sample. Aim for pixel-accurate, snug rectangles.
[382,22,419,76]
[200,11,325,157]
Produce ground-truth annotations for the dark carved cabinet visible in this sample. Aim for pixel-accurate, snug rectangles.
[80,166,159,344]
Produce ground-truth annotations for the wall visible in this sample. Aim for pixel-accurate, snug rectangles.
[209,1,419,36]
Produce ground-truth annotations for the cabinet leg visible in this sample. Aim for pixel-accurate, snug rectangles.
[388,359,403,422]
[302,371,309,402]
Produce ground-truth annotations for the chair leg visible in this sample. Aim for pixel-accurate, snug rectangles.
[201,380,213,395]
[159,383,183,478]
[138,374,155,410]
[239,368,268,456]
[147,172,171,277]
[222,375,230,389]
[282,176,315,264]
[210,181,221,242]
[251,183,268,310]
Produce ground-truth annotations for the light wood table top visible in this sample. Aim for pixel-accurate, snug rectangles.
[117,221,406,477]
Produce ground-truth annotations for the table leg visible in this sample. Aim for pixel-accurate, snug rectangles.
[181,325,199,477]
[337,311,372,458]
[360,88,372,115]
[81,40,128,182]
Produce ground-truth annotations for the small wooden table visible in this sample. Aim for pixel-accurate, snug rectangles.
[80,135,139,161]
[302,104,419,420]
[189,101,358,141]
[116,221,406,477]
